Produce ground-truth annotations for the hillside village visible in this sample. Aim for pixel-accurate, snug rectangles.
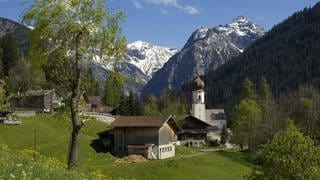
[1,1,320,179]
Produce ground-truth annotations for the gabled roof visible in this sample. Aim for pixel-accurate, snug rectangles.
[109,116,173,128]
[179,115,213,128]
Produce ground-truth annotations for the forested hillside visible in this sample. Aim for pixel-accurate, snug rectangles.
[206,3,320,107]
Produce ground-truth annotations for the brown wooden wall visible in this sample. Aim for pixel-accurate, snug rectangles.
[113,127,159,155]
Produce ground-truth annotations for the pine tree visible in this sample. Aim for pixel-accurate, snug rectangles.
[143,95,161,115]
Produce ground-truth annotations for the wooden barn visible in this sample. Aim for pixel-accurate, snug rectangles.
[10,89,63,113]
[108,115,180,159]
[178,115,213,147]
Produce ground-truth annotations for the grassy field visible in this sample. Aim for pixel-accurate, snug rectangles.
[0,113,256,179]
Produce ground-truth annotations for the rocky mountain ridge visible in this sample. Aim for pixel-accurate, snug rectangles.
[142,16,265,97]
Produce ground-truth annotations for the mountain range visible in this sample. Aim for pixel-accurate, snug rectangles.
[82,40,178,93]
[0,17,177,93]
[142,16,264,97]
[0,16,265,97]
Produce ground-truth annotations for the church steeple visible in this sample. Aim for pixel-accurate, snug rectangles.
[191,76,206,121]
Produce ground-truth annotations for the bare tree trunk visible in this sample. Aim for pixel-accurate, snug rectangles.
[68,32,83,169]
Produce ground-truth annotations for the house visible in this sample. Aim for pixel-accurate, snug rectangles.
[108,115,180,159]
[81,94,117,116]
[82,94,102,112]
[10,89,63,113]
[191,76,227,130]
[177,115,213,147]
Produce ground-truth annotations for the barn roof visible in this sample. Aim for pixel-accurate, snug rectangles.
[179,115,213,128]
[109,116,174,128]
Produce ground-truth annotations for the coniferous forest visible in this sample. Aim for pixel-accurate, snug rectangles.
[205,4,320,108]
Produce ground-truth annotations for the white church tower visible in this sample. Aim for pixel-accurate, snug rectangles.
[191,76,206,121]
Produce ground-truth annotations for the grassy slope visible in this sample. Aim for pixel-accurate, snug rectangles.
[0,114,255,179]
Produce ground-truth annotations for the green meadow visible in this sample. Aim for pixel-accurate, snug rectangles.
[0,114,256,179]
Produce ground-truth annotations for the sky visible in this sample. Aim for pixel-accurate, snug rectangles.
[0,0,318,49]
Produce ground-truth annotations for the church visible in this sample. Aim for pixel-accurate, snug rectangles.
[176,76,227,147]
[190,76,227,130]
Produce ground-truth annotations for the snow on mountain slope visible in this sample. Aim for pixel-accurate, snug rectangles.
[125,41,178,78]
[82,41,178,94]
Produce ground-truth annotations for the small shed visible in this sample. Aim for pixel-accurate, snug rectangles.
[178,115,213,147]
[10,89,63,113]
[109,115,180,159]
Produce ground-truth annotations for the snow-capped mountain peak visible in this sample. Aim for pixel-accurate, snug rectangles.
[226,16,264,37]
[125,40,178,78]
[214,16,264,37]
[127,40,151,50]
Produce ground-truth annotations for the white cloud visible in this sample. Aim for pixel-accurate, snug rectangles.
[132,0,200,15]
[184,5,200,15]
[132,0,143,9]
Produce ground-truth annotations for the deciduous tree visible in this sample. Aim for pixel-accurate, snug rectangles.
[23,0,126,169]
[251,119,320,179]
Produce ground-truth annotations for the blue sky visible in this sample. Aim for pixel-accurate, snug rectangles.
[0,0,318,49]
